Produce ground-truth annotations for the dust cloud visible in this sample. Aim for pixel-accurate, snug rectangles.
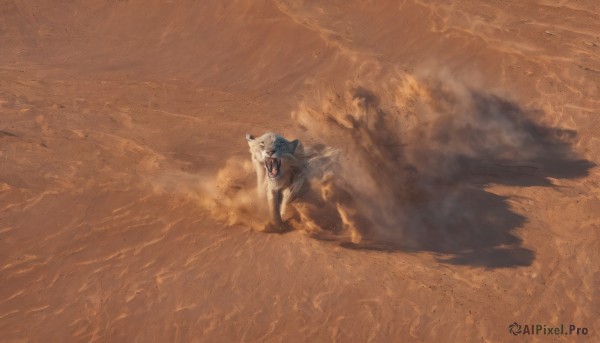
[200,66,592,266]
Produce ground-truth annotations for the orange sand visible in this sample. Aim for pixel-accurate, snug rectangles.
[1,1,599,342]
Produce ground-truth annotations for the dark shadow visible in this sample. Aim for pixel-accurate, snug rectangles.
[292,87,595,268]
[0,130,18,138]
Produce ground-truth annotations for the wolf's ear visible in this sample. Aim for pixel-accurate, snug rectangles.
[290,139,299,153]
[245,133,255,142]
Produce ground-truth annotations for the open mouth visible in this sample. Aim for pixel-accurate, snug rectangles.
[264,157,281,178]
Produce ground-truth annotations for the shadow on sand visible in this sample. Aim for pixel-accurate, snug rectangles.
[288,87,594,268]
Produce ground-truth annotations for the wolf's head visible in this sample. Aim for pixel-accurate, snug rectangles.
[246,132,300,179]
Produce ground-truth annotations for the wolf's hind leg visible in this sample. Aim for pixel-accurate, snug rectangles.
[280,174,307,218]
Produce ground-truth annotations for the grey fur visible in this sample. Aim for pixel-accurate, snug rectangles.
[246,132,308,228]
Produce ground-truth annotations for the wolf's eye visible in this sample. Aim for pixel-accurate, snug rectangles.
[259,143,265,149]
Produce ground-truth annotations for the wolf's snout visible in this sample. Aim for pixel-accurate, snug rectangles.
[264,157,281,178]
[267,150,275,156]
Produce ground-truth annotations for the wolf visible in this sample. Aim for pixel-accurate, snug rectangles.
[245,132,308,229]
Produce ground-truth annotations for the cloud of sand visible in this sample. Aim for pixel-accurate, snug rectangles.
[284,65,590,259]
[151,158,271,230]
[153,65,591,265]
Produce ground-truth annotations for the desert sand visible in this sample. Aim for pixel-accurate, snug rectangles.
[1,0,599,342]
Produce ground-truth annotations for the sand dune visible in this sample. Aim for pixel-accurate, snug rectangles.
[1,0,599,342]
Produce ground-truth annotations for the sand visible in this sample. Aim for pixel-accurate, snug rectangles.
[1,0,599,342]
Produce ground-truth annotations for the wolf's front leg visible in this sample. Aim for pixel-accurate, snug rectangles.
[280,188,292,218]
[267,189,283,227]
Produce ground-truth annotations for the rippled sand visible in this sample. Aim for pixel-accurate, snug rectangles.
[1,1,599,342]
